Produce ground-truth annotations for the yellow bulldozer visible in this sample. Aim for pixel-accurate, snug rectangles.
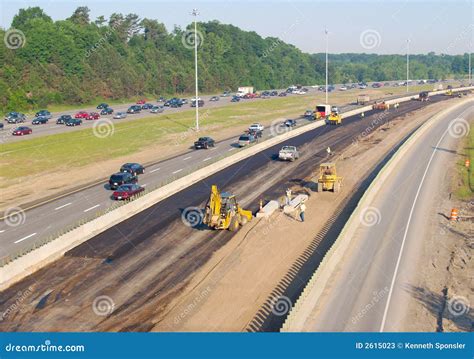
[315,163,343,193]
[327,111,342,125]
[203,185,253,231]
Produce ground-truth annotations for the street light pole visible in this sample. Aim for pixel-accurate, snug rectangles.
[406,39,410,93]
[325,28,329,104]
[192,8,199,131]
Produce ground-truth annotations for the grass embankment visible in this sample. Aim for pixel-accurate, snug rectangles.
[0,83,443,183]
[455,126,474,199]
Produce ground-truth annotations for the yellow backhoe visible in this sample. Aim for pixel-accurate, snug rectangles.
[203,185,253,231]
[327,111,342,125]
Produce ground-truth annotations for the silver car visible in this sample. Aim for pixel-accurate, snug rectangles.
[150,106,164,113]
[113,112,127,119]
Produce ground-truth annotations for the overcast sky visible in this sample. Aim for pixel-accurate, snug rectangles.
[1,0,473,55]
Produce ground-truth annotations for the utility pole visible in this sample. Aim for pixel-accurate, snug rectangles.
[406,39,410,93]
[192,8,199,131]
[325,28,329,104]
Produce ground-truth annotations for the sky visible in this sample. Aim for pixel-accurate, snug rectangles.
[0,0,473,55]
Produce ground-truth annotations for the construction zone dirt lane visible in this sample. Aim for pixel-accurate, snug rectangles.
[0,95,462,332]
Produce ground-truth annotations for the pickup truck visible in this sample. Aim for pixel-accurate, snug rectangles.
[194,136,215,149]
[278,146,299,161]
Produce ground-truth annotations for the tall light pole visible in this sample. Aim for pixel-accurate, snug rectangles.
[192,8,199,131]
[406,39,410,93]
[325,28,329,104]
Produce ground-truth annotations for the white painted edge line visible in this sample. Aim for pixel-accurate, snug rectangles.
[203,157,212,162]
[172,169,183,174]
[14,233,37,244]
[83,204,100,213]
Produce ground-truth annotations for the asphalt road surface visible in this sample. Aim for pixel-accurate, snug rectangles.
[0,94,460,331]
[300,100,473,332]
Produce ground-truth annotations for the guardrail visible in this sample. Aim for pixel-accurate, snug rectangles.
[1,86,472,291]
[280,94,474,331]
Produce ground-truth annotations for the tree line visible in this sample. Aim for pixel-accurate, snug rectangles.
[0,6,471,112]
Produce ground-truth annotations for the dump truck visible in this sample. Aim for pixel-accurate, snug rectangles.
[326,111,342,125]
[315,163,342,193]
[418,91,429,101]
[357,94,370,105]
[372,101,390,110]
[203,185,253,231]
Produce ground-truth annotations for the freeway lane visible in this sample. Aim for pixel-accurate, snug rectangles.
[0,90,445,331]
[299,100,473,332]
[0,95,458,262]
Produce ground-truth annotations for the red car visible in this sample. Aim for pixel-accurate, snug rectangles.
[87,112,100,120]
[112,184,144,200]
[136,99,147,104]
[12,126,32,136]
[75,111,89,119]
[243,93,257,99]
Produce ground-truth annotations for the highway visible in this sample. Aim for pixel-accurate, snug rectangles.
[0,95,456,261]
[0,94,459,331]
[0,81,455,143]
[296,100,473,332]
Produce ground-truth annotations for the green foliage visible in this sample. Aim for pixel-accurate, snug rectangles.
[1,7,472,113]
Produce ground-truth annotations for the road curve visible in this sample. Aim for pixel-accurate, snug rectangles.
[298,99,473,332]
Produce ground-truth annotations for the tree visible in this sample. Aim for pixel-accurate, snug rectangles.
[68,6,90,25]
[11,7,52,29]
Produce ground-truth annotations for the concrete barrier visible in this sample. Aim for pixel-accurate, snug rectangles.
[281,97,474,331]
[2,87,473,291]
[256,200,279,218]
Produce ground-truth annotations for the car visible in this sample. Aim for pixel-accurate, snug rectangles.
[96,103,109,109]
[150,106,164,113]
[209,96,219,102]
[35,110,52,119]
[231,96,240,102]
[359,84,367,89]
[75,111,89,119]
[87,112,100,120]
[284,119,297,127]
[249,123,264,132]
[0,123,3,130]
[112,184,145,200]
[278,146,299,161]
[384,82,391,87]
[12,126,32,136]
[120,162,145,175]
[243,93,257,99]
[278,92,287,97]
[108,172,138,190]
[339,86,348,91]
[191,99,204,107]
[304,110,314,119]
[32,116,49,125]
[141,103,154,110]
[157,97,166,102]
[238,134,256,147]
[270,91,278,96]
[164,98,183,107]
[221,91,230,97]
[194,136,215,149]
[246,128,263,139]
[56,115,72,124]
[65,118,82,126]
[114,112,127,119]
[181,99,188,105]
[372,82,383,88]
[136,99,146,105]
[6,113,26,124]
[127,105,141,114]
[100,107,114,115]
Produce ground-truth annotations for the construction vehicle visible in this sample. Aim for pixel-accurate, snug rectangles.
[357,94,370,105]
[326,110,342,125]
[315,163,342,193]
[203,185,253,231]
[418,91,429,101]
[372,101,390,110]
[314,104,331,119]
[445,89,453,96]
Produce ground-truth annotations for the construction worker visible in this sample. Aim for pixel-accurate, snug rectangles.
[299,203,306,222]
[326,146,332,156]
[286,188,292,205]
[360,112,365,118]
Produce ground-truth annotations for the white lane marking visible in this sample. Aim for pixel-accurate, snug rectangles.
[183,156,192,161]
[172,169,183,174]
[150,167,161,173]
[228,148,236,151]
[379,107,472,332]
[54,202,72,210]
[0,230,5,233]
[14,232,37,244]
[203,157,212,162]
[84,204,100,213]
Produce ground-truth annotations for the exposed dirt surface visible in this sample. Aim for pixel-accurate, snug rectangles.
[400,122,473,333]
[0,96,461,332]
